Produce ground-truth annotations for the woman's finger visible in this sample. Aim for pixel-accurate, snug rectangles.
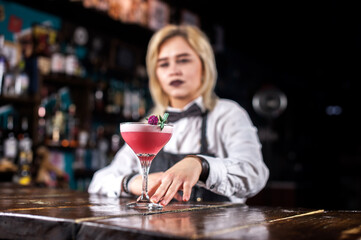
[173,191,183,202]
[150,175,172,203]
[160,179,183,205]
[182,181,192,202]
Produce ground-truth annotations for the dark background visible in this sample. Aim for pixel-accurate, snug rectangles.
[10,0,361,210]
[179,0,361,211]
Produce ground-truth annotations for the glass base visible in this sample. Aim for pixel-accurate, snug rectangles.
[127,200,163,210]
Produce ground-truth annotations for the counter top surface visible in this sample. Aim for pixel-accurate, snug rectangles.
[0,183,360,239]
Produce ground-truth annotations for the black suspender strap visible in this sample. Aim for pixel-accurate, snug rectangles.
[200,111,209,154]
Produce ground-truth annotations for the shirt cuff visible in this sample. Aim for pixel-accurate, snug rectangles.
[197,154,227,191]
[122,172,139,195]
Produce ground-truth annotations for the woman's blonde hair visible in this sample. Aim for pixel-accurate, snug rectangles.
[146,24,218,116]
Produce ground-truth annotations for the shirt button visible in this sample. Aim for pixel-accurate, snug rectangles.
[210,184,215,189]
[196,197,202,202]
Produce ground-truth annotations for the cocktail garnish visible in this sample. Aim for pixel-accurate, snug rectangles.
[146,113,169,130]
[147,115,158,125]
[158,113,169,130]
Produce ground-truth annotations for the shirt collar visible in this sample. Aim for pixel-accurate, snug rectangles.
[166,96,206,113]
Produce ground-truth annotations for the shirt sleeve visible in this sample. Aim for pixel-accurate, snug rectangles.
[88,144,140,197]
[198,100,269,200]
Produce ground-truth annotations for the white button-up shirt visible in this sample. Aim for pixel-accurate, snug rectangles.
[88,97,269,203]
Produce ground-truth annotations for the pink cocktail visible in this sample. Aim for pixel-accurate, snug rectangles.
[120,122,173,209]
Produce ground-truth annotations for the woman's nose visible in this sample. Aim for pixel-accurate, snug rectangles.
[169,62,182,76]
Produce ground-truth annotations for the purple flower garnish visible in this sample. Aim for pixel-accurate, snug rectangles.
[146,113,168,130]
[147,115,158,125]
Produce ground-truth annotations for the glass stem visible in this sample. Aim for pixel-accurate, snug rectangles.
[140,161,151,201]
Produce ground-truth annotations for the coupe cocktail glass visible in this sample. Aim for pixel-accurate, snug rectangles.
[120,122,173,210]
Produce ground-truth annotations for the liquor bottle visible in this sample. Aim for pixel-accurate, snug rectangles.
[131,90,140,120]
[0,35,9,95]
[64,44,79,76]
[17,116,30,141]
[92,126,108,170]
[123,86,132,119]
[52,94,65,143]
[94,85,105,112]
[17,117,33,185]
[50,43,65,75]
[67,104,79,147]
[37,105,46,144]
[3,115,18,163]
[14,58,30,96]
[138,88,146,118]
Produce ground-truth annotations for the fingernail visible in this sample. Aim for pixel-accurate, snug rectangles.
[161,200,167,206]
[151,197,157,203]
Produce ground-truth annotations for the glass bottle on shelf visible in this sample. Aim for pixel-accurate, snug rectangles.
[94,85,105,112]
[37,105,46,144]
[131,90,140,120]
[138,88,146,118]
[52,94,65,143]
[67,104,79,147]
[0,35,8,95]
[92,126,108,170]
[0,35,16,97]
[16,117,33,185]
[42,94,57,143]
[14,58,30,96]
[3,115,18,163]
[123,85,132,119]
[64,44,79,76]
[50,43,65,76]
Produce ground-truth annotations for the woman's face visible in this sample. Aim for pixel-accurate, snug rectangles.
[156,36,203,108]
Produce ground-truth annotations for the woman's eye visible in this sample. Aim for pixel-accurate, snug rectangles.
[177,58,190,64]
[158,62,169,68]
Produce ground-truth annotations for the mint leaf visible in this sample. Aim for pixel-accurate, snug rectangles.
[163,113,169,122]
[157,113,169,131]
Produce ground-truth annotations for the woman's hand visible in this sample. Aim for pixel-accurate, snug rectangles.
[128,172,164,196]
[150,156,202,206]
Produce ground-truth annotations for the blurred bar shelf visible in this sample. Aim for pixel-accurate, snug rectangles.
[42,75,97,89]
[0,95,40,105]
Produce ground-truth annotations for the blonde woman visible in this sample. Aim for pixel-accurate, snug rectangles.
[88,24,269,206]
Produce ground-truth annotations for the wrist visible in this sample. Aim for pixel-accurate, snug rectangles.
[186,155,210,183]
